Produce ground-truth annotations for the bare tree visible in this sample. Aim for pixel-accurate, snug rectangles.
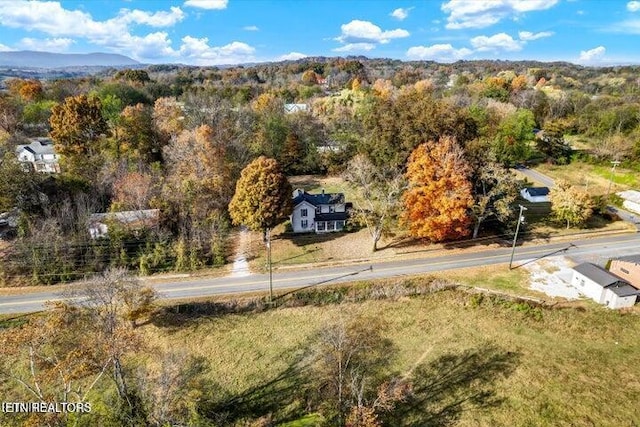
[343,154,406,252]
[304,314,396,425]
[67,268,157,411]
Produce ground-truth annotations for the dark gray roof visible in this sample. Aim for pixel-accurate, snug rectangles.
[524,187,550,197]
[614,255,640,264]
[573,263,630,288]
[316,212,348,221]
[607,283,640,297]
[293,190,345,207]
[16,138,56,156]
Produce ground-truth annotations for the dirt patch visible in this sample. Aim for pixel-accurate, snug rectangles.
[524,257,582,300]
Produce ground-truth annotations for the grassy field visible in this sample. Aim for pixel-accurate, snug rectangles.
[143,278,640,426]
[3,271,640,426]
[535,161,639,195]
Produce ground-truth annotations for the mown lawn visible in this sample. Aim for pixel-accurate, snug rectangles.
[143,280,640,426]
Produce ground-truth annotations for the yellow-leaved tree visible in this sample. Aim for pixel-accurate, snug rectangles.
[401,137,474,242]
[549,179,594,229]
[229,156,292,234]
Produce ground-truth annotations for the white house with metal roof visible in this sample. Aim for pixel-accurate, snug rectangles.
[15,138,60,173]
[520,187,550,203]
[290,189,350,233]
[571,262,639,309]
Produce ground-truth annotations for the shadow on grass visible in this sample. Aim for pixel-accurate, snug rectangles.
[199,356,310,426]
[197,344,520,426]
[387,234,514,255]
[385,345,521,426]
[149,299,268,329]
[275,230,349,248]
[273,247,321,265]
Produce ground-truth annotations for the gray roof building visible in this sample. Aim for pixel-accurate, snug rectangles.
[573,263,629,288]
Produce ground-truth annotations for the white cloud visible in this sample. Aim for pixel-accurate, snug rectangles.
[336,20,409,45]
[183,0,228,10]
[278,52,307,61]
[628,1,640,12]
[178,37,255,65]
[333,42,376,53]
[406,44,472,62]
[116,6,185,27]
[390,7,411,20]
[518,30,554,41]
[243,25,259,31]
[19,37,75,52]
[442,0,559,29]
[578,45,606,62]
[471,33,523,51]
[0,1,256,64]
[0,43,13,52]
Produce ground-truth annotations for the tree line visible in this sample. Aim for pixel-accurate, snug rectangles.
[0,58,632,284]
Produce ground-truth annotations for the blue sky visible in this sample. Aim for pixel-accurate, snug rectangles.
[0,0,639,66]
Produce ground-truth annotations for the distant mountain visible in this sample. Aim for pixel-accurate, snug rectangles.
[0,51,140,69]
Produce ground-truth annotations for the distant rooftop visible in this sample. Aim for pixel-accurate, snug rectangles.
[16,138,56,156]
[89,209,159,225]
[523,187,550,197]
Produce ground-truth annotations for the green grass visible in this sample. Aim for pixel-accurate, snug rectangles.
[279,413,325,426]
[141,276,640,426]
[0,314,29,329]
[591,164,639,187]
[4,275,639,426]
[536,161,639,195]
[431,265,535,295]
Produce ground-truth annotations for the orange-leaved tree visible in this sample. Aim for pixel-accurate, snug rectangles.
[401,137,474,242]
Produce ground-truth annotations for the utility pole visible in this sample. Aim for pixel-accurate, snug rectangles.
[266,227,273,302]
[607,160,621,198]
[509,205,528,270]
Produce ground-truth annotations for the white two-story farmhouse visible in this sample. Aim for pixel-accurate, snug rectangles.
[290,188,350,233]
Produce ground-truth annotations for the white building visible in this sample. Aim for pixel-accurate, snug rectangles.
[617,190,640,215]
[290,189,349,233]
[15,138,60,173]
[284,103,308,114]
[571,263,639,309]
[520,187,550,203]
[88,209,159,239]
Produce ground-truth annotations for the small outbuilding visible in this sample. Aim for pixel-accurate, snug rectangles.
[88,209,160,239]
[520,187,550,203]
[571,262,639,309]
[616,190,640,215]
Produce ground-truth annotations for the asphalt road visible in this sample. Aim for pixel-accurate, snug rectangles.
[515,166,556,188]
[1,233,639,314]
